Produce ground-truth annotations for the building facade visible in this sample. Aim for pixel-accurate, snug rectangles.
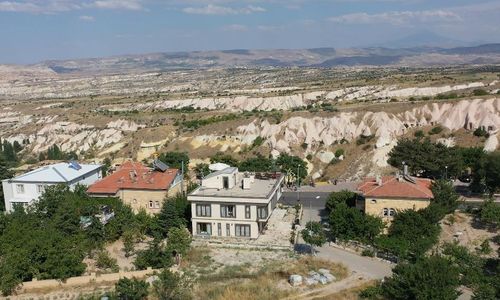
[87,161,183,214]
[2,161,102,213]
[188,167,284,239]
[357,173,433,223]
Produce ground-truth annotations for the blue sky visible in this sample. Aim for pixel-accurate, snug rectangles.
[1,0,499,64]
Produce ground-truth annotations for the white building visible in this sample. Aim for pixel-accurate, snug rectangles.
[2,161,102,213]
[188,167,284,239]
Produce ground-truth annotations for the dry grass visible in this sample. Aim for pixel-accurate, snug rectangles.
[285,256,349,280]
[193,256,349,300]
[310,280,377,300]
[181,247,214,269]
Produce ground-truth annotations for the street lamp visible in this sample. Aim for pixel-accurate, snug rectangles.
[445,165,448,180]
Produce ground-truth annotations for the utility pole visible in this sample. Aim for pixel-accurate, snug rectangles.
[181,160,185,195]
[296,165,300,203]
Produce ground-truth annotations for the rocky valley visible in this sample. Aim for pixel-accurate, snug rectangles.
[1,57,499,181]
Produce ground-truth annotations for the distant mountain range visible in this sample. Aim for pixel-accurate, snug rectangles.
[5,43,500,77]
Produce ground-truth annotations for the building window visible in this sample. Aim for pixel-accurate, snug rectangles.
[37,184,46,194]
[245,205,251,219]
[226,224,230,236]
[16,184,25,194]
[257,206,268,219]
[235,224,251,237]
[196,204,211,217]
[149,201,154,208]
[196,222,212,235]
[218,223,222,236]
[383,208,389,216]
[155,201,160,209]
[221,205,236,218]
[371,199,377,204]
[389,208,396,217]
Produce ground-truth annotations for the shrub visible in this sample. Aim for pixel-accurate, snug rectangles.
[96,250,119,272]
[115,278,149,300]
[361,249,375,257]
[429,126,443,135]
[414,130,425,138]
[473,89,488,96]
[334,148,344,158]
[473,127,489,138]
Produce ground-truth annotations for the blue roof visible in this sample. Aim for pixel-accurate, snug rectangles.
[10,162,101,183]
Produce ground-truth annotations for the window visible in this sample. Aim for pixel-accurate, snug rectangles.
[223,176,229,189]
[235,224,251,237]
[221,205,236,218]
[196,223,212,235]
[257,206,268,219]
[16,184,25,194]
[155,201,160,209]
[389,208,396,217]
[218,223,222,236]
[371,199,377,204]
[383,208,389,216]
[245,205,251,219]
[37,184,46,194]
[226,224,230,236]
[149,201,154,208]
[196,204,211,217]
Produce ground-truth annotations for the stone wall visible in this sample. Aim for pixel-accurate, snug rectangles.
[18,268,159,294]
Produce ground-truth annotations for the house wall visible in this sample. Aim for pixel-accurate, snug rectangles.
[189,184,281,239]
[363,197,430,222]
[2,167,102,213]
[118,183,182,214]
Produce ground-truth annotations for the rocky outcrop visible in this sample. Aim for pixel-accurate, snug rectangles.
[234,98,500,163]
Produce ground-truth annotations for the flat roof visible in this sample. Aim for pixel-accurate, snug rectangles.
[189,174,283,199]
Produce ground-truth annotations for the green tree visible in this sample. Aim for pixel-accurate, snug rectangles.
[239,154,274,172]
[0,155,13,211]
[158,151,189,170]
[154,195,188,238]
[381,256,461,300]
[151,269,192,300]
[328,202,383,243]
[275,153,307,184]
[388,138,463,179]
[301,221,326,254]
[193,163,210,179]
[483,152,500,195]
[479,199,500,228]
[210,152,239,167]
[325,190,357,212]
[115,277,149,300]
[167,227,191,256]
[134,240,173,270]
[430,179,460,216]
[385,209,440,258]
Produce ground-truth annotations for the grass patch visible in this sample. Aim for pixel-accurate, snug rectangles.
[194,256,349,300]
[311,280,378,300]
[181,247,214,269]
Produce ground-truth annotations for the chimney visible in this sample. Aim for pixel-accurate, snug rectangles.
[375,175,382,186]
[403,164,409,176]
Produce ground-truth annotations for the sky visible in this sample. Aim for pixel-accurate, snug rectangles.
[0,0,499,64]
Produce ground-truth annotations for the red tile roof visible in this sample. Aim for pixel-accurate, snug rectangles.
[87,161,179,195]
[358,176,433,199]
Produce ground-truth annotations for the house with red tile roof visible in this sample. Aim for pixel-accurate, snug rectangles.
[357,172,433,222]
[87,161,183,214]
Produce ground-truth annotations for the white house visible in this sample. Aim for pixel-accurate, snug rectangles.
[188,167,284,239]
[2,161,102,213]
